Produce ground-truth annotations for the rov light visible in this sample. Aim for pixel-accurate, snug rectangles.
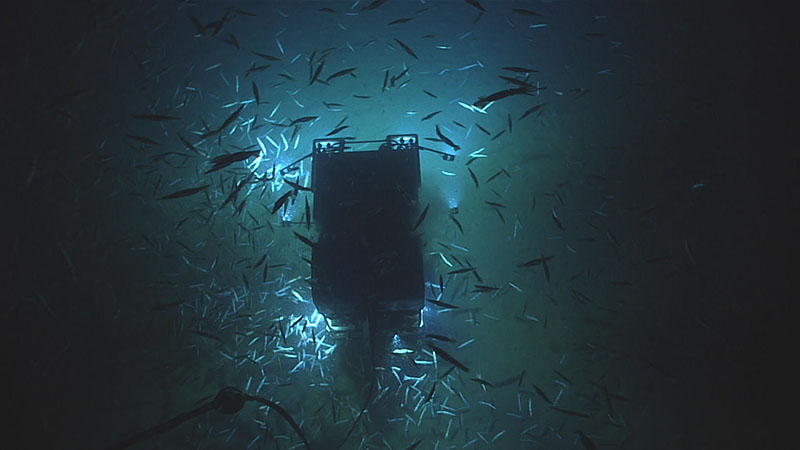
[279,200,295,225]
[309,309,322,327]
[448,196,459,215]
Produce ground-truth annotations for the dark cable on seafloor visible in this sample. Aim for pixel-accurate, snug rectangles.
[105,386,311,449]
[334,308,379,450]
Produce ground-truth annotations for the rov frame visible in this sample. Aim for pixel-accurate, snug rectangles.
[280,134,453,339]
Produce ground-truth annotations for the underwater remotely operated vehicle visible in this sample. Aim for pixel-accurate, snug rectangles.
[284,134,454,340]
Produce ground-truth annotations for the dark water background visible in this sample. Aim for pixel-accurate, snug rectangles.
[2,1,793,449]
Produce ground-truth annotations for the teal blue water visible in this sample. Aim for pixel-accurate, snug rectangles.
[4,1,788,449]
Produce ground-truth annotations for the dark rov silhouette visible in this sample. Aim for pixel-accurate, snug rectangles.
[284,134,454,340]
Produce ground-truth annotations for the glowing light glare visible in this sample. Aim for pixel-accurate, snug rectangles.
[309,309,323,327]
[448,196,459,210]
[246,151,265,172]
[246,135,274,174]
[271,163,285,191]
[281,206,294,223]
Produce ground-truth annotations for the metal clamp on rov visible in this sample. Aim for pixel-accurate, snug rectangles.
[385,134,419,151]
[312,137,346,154]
